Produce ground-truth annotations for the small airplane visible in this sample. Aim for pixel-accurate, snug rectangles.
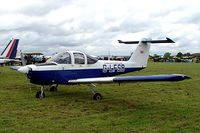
[16,37,190,100]
[0,38,19,64]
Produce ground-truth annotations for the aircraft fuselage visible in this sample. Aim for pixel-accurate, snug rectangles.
[25,60,144,85]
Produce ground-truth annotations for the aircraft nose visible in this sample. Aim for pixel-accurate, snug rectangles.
[18,66,29,74]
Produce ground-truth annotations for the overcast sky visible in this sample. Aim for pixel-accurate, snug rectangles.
[0,0,199,56]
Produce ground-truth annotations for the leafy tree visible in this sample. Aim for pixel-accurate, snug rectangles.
[184,52,191,57]
[153,54,160,58]
[176,52,183,58]
[163,52,171,59]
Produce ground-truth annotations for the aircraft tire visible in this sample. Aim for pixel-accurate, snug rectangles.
[49,86,57,92]
[36,91,45,99]
[93,93,102,100]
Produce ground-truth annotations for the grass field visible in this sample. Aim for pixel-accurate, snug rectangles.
[0,62,199,133]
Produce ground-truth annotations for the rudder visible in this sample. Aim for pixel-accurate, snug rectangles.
[1,38,19,59]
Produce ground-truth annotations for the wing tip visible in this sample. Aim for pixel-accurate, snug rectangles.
[166,37,175,43]
[118,40,123,43]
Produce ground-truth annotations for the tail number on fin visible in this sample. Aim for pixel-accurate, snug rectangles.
[103,64,125,73]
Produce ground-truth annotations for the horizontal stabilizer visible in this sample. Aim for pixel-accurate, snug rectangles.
[68,74,190,84]
[118,37,174,44]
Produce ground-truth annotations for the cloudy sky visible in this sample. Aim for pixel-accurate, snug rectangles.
[0,0,199,56]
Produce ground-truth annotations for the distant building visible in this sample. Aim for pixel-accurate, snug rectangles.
[192,53,200,63]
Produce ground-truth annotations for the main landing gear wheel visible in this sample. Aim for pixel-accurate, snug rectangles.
[93,93,102,101]
[49,86,57,92]
[36,91,45,99]
[90,83,103,101]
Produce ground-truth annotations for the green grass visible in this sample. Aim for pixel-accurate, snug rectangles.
[0,62,200,133]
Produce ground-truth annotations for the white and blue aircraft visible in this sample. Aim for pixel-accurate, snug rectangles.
[0,38,19,64]
[16,37,190,100]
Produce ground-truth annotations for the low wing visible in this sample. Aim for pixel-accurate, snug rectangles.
[68,74,190,84]
[10,66,21,71]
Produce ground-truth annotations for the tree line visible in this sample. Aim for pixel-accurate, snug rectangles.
[152,52,192,59]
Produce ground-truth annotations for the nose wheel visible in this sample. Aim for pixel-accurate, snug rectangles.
[93,93,102,100]
[90,84,102,101]
[36,87,45,99]
[49,84,58,92]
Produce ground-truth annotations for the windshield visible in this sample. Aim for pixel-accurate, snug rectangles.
[49,52,71,64]
[86,54,98,64]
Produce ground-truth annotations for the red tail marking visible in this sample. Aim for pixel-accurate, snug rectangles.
[6,39,16,59]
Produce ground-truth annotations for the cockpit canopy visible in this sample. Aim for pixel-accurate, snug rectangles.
[50,52,71,64]
[49,51,98,65]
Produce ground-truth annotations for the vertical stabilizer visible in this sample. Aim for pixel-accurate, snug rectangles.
[118,37,175,67]
[1,38,19,59]
[128,39,150,67]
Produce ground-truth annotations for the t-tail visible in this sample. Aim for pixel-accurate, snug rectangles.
[1,38,19,59]
[118,37,174,67]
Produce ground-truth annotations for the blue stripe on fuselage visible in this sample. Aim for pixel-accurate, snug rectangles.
[28,67,144,85]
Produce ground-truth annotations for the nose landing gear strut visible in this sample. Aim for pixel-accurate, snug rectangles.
[36,86,45,99]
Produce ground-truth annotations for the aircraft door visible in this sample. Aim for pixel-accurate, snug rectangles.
[73,52,86,78]
[52,52,75,82]
[73,52,86,65]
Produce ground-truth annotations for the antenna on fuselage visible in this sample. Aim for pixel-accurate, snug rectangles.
[108,50,111,61]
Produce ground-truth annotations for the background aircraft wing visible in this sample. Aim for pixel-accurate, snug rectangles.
[68,74,190,84]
